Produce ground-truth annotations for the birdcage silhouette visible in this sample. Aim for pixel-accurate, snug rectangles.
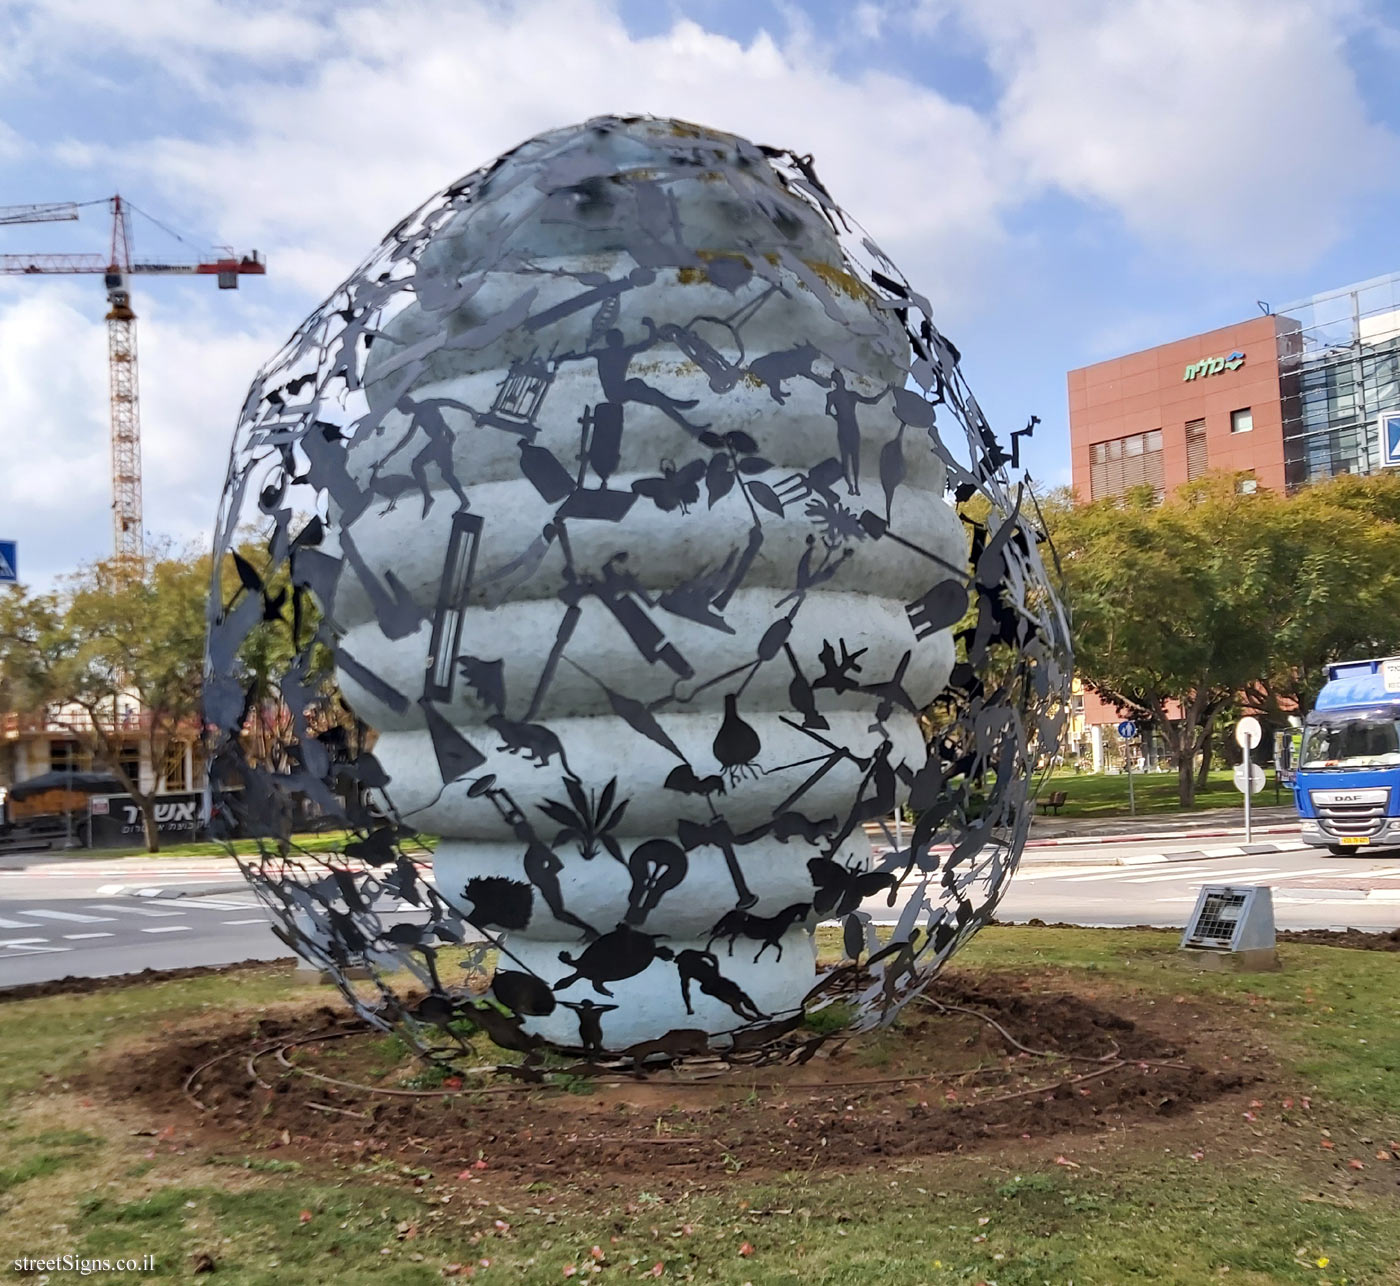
[478,352,555,436]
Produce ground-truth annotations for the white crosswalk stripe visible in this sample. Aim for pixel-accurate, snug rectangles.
[62,932,114,940]
[1060,864,1276,884]
[0,916,32,928]
[140,925,191,934]
[87,903,183,918]
[1116,865,1283,886]
[1013,865,1121,881]
[22,909,116,923]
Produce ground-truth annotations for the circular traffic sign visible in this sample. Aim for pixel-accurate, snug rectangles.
[1235,716,1262,750]
[1116,720,1137,739]
[1232,762,1266,794]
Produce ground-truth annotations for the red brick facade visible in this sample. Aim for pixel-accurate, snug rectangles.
[1068,314,1296,502]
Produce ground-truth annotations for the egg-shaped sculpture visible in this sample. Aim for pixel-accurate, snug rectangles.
[207,116,1070,1060]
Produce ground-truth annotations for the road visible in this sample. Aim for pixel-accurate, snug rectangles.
[2,832,1399,988]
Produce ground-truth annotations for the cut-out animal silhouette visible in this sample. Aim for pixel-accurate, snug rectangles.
[554,924,674,996]
[664,764,726,796]
[707,902,811,962]
[486,713,573,774]
[621,1027,711,1072]
[463,875,534,931]
[747,342,827,404]
[807,857,895,917]
[492,968,557,1015]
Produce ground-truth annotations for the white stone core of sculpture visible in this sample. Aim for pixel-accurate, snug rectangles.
[329,119,964,1050]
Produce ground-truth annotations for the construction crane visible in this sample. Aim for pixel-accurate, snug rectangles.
[0,195,265,563]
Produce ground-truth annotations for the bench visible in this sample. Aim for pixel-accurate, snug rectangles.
[1037,790,1068,815]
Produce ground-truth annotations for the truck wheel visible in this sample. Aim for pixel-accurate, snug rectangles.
[1327,845,1354,856]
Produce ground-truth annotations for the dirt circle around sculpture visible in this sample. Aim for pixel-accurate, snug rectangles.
[97,969,1258,1189]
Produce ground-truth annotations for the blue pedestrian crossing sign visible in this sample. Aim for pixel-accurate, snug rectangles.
[1117,720,1138,739]
[0,541,15,585]
[1382,411,1400,469]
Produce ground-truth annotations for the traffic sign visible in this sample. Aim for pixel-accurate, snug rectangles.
[1117,720,1137,739]
[0,541,14,584]
[1233,762,1265,794]
[1381,410,1400,469]
[1234,716,1262,750]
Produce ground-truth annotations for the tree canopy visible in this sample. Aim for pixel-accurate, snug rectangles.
[0,548,208,850]
[1046,471,1400,805]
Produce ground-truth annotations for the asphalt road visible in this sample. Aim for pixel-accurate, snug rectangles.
[2,832,1399,988]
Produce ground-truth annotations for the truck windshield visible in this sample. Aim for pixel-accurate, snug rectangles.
[1301,715,1400,770]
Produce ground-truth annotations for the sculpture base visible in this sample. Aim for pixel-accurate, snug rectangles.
[503,927,817,1052]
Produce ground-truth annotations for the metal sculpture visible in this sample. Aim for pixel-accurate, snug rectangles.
[206,115,1070,1064]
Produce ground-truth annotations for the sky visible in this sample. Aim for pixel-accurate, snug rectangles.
[1,0,1397,586]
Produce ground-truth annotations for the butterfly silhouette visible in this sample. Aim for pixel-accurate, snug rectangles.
[807,857,895,917]
[632,458,707,513]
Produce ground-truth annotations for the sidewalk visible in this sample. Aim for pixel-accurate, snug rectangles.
[1029,803,1296,841]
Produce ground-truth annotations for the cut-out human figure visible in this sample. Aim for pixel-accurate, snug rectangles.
[824,370,882,495]
[674,948,766,1022]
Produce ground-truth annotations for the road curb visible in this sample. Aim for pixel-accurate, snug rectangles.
[1024,823,1299,848]
[1021,839,1310,869]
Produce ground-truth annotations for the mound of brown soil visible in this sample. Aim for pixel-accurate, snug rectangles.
[100,972,1257,1187]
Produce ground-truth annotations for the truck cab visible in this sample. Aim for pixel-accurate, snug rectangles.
[1297,657,1400,853]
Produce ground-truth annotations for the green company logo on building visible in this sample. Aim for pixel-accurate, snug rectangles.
[1183,350,1245,381]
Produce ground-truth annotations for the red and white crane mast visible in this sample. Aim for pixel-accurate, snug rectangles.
[0,195,265,563]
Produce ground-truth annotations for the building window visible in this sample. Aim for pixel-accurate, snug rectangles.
[1231,407,1254,434]
[162,745,188,792]
[1090,428,1164,500]
[1186,419,1208,480]
[49,740,88,773]
[1237,475,1258,494]
[117,743,140,786]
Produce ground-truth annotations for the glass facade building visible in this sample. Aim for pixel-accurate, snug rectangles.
[1275,271,1400,489]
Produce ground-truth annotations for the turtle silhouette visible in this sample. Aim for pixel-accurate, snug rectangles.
[554,924,674,997]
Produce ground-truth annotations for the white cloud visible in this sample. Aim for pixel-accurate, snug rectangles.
[1,0,1395,579]
[949,0,1398,264]
[0,282,283,583]
[0,286,111,577]
[109,1,1013,308]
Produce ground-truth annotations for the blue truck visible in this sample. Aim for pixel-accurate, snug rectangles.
[1297,656,1400,853]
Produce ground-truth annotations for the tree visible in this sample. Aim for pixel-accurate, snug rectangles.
[1242,473,1400,719]
[1048,470,1400,806]
[0,548,208,852]
[1046,477,1265,806]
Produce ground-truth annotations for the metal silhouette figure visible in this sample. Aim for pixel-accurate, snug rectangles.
[674,949,767,1022]
[557,321,707,434]
[824,370,883,495]
[560,999,619,1055]
[555,925,674,997]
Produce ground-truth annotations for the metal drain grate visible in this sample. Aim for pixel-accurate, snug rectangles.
[1187,890,1246,948]
[1181,884,1275,953]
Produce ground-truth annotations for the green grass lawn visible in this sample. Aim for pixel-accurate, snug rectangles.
[1042,767,1292,818]
[61,831,439,861]
[0,928,1397,1284]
